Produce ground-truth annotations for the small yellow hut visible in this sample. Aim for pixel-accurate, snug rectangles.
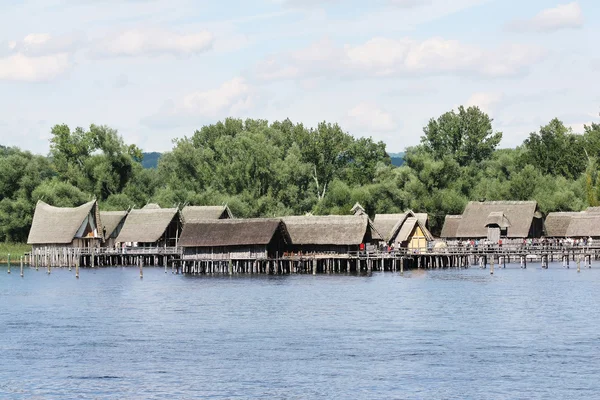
[373,210,432,251]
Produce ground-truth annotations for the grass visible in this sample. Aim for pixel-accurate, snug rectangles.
[0,243,30,263]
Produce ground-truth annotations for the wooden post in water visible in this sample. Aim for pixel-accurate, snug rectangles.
[400,257,404,275]
[7,254,10,274]
[76,258,79,279]
[312,259,316,275]
[490,256,494,275]
[577,256,581,273]
[139,258,143,279]
[20,256,23,277]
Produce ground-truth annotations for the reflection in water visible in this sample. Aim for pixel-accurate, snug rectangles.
[0,263,599,399]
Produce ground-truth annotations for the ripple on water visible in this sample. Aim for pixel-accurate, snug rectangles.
[0,264,599,399]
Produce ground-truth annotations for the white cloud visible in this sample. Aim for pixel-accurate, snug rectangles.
[182,77,253,117]
[466,92,504,114]
[346,103,397,133]
[23,33,51,47]
[142,77,256,128]
[508,2,583,32]
[0,53,70,82]
[388,0,430,8]
[273,0,338,7]
[95,28,213,57]
[7,32,84,56]
[256,37,544,81]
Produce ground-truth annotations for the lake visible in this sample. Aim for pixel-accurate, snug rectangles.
[1,264,599,399]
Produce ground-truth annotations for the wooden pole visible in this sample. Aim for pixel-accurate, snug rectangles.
[139,258,143,279]
[7,253,10,274]
[490,256,494,275]
[76,258,79,279]
[20,256,23,277]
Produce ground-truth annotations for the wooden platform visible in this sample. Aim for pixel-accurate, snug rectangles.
[22,244,600,274]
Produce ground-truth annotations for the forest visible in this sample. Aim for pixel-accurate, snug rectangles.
[1,106,599,243]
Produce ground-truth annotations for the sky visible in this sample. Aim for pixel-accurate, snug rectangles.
[0,0,598,154]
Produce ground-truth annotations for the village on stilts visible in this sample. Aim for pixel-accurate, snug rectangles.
[20,199,600,276]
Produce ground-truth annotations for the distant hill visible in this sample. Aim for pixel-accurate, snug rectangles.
[142,152,161,169]
[388,152,404,167]
[141,151,403,168]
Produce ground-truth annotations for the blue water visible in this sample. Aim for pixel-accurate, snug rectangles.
[1,263,600,399]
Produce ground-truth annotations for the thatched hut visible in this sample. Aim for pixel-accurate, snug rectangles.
[115,204,182,247]
[544,212,583,238]
[27,200,102,250]
[373,211,432,250]
[565,214,600,238]
[179,218,290,260]
[100,211,128,248]
[282,215,382,254]
[181,205,233,222]
[443,201,543,240]
[440,215,462,239]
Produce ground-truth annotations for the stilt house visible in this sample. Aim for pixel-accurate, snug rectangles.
[100,210,128,248]
[282,215,382,254]
[440,215,462,239]
[441,201,543,240]
[181,205,233,222]
[544,212,583,238]
[27,200,103,250]
[179,218,290,260]
[373,211,432,250]
[565,213,600,238]
[115,204,182,247]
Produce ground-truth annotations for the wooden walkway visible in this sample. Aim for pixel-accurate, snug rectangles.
[20,244,600,275]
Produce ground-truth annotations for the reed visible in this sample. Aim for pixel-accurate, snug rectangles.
[0,243,29,263]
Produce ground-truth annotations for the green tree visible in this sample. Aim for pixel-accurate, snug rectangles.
[523,118,585,180]
[421,106,502,166]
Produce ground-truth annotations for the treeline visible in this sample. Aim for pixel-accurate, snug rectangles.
[1,106,599,242]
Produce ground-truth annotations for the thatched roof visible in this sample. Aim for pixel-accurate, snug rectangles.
[440,215,462,238]
[374,211,431,243]
[565,214,600,237]
[350,202,366,216]
[179,218,289,247]
[373,213,406,242]
[545,212,582,237]
[28,200,100,245]
[396,217,434,243]
[455,201,538,238]
[282,215,381,245]
[485,211,511,228]
[100,211,128,239]
[181,205,233,222]
[142,203,161,210]
[115,207,180,243]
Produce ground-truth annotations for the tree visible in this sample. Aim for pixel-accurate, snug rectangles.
[523,118,585,180]
[49,124,143,200]
[421,106,502,166]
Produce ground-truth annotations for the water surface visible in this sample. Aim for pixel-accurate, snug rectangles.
[1,263,599,399]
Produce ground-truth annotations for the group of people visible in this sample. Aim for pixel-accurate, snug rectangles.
[453,237,596,248]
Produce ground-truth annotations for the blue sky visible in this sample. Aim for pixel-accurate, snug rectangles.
[0,0,598,154]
